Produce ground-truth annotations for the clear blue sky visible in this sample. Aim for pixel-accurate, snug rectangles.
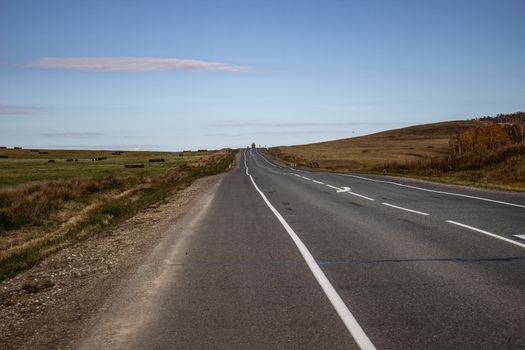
[1,0,524,150]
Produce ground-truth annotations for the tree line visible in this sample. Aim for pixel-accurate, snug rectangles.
[449,112,525,156]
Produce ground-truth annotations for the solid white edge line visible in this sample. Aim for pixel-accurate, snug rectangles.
[340,174,525,209]
[446,220,525,249]
[326,184,342,190]
[243,151,376,350]
[382,202,429,216]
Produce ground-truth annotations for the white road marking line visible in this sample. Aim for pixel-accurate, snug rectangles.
[312,180,325,185]
[382,202,429,216]
[446,220,525,249]
[513,234,525,240]
[243,151,376,350]
[325,184,375,201]
[348,192,375,201]
[336,186,351,193]
[302,176,311,180]
[294,174,302,178]
[255,149,285,169]
[340,174,525,209]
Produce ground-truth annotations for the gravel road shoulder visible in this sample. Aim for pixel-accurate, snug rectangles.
[0,173,225,349]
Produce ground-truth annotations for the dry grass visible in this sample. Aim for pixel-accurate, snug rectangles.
[268,120,525,191]
[270,120,486,171]
[0,149,236,280]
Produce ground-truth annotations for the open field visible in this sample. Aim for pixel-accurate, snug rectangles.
[0,148,236,280]
[0,148,207,187]
[268,120,525,191]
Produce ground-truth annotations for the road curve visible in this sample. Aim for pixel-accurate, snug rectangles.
[78,149,525,349]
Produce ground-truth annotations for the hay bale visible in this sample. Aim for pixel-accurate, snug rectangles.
[97,157,107,161]
[148,158,165,163]
[125,164,144,168]
[48,159,55,163]
[179,153,184,157]
[66,159,74,162]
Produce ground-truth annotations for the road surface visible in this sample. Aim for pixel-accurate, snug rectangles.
[78,149,525,349]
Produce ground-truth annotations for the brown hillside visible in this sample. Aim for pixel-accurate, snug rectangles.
[269,120,487,171]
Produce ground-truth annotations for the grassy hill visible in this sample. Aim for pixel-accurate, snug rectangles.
[268,119,525,191]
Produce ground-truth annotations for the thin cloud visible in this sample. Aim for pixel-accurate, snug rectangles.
[0,104,42,116]
[206,121,396,128]
[206,130,350,137]
[28,57,253,73]
[41,132,104,138]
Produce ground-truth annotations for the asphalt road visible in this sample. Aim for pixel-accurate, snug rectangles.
[79,149,525,349]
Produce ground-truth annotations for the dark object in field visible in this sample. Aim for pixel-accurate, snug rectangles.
[179,153,184,157]
[75,159,79,162]
[29,149,39,152]
[97,157,107,161]
[125,164,145,168]
[38,151,49,154]
[66,159,74,162]
[48,160,55,163]
[148,158,165,163]
[0,155,8,158]
[14,147,22,149]
[0,146,6,149]
[198,149,207,152]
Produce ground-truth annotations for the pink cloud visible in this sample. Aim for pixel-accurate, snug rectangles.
[27,57,252,73]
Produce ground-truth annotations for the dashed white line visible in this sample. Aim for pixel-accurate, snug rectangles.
[348,192,374,201]
[382,202,429,216]
[446,220,525,249]
[326,184,341,190]
[301,176,311,180]
[340,174,525,209]
[312,180,325,185]
[244,151,376,350]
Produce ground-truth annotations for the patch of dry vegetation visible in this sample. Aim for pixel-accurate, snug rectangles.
[269,120,484,171]
[0,149,236,280]
[268,114,525,191]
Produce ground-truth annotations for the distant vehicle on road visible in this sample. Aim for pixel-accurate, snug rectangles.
[251,142,256,148]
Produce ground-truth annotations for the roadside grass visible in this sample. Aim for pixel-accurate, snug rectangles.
[0,149,236,281]
[267,121,525,191]
[0,148,205,187]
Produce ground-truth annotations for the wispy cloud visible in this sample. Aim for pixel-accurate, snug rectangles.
[206,130,350,138]
[206,121,391,128]
[0,104,42,116]
[41,132,104,138]
[27,57,253,73]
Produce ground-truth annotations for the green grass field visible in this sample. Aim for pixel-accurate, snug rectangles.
[0,148,205,186]
[0,147,236,281]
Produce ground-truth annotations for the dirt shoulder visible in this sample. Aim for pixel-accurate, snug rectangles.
[0,173,225,349]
